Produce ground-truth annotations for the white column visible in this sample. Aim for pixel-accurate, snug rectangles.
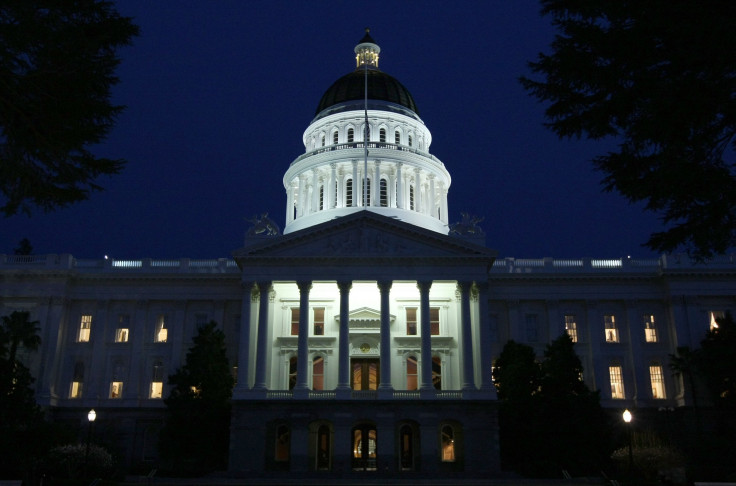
[418,280,434,391]
[377,280,393,393]
[295,281,312,392]
[396,162,404,209]
[337,281,352,392]
[458,282,475,391]
[253,281,272,390]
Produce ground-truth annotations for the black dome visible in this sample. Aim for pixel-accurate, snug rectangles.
[315,69,419,117]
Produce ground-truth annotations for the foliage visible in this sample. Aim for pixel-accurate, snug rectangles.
[40,443,115,480]
[0,1,139,216]
[494,335,611,476]
[521,1,736,258]
[159,321,234,475]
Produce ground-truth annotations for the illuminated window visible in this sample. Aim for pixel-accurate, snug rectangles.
[70,361,84,398]
[406,356,418,390]
[275,424,290,462]
[313,307,325,336]
[332,130,338,145]
[649,363,666,399]
[312,356,324,390]
[347,128,354,143]
[150,361,164,399]
[406,308,417,335]
[115,314,130,343]
[604,315,619,343]
[291,308,299,336]
[441,425,455,462]
[526,314,538,342]
[288,356,297,390]
[346,178,353,207]
[609,364,625,399]
[155,314,168,343]
[644,315,658,342]
[565,315,578,343]
[432,356,442,390]
[710,310,725,330]
[379,128,386,143]
[379,179,388,207]
[395,130,400,144]
[430,307,440,335]
[78,315,92,342]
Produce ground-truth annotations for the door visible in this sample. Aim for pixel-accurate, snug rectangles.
[351,358,379,390]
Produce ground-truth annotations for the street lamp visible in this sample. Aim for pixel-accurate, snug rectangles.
[84,409,96,478]
[622,409,633,474]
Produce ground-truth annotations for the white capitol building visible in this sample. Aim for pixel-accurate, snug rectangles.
[2,31,735,476]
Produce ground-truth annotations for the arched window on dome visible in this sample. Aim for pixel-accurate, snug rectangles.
[333,130,338,145]
[346,178,353,207]
[379,128,386,143]
[379,179,388,207]
[395,130,401,145]
[348,128,354,143]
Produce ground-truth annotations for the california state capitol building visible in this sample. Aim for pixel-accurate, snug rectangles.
[2,30,736,477]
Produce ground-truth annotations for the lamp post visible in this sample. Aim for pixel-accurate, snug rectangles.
[622,409,633,474]
[84,409,96,478]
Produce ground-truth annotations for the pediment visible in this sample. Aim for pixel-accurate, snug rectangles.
[233,212,496,261]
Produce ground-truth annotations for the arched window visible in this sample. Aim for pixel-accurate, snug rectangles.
[347,128,354,143]
[346,178,353,207]
[312,356,324,390]
[275,424,290,462]
[432,356,442,390]
[333,130,338,145]
[379,179,388,207]
[406,356,418,390]
[395,130,401,144]
[441,425,455,462]
[379,128,386,143]
[289,356,298,390]
[70,361,84,398]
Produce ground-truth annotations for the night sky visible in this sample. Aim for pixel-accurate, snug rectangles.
[2,1,664,260]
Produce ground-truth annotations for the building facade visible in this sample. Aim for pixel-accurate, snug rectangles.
[2,31,736,477]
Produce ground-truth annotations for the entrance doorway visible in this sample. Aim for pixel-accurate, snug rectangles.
[351,359,379,390]
[352,424,377,471]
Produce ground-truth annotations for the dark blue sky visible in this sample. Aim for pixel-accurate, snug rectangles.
[2,1,663,260]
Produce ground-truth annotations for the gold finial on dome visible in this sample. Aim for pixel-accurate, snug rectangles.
[355,28,380,69]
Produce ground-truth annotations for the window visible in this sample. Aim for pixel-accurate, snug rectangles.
[441,425,455,462]
[565,315,578,343]
[406,356,418,390]
[346,178,353,207]
[70,361,84,398]
[347,128,354,143]
[395,130,401,144]
[379,179,388,207]
[649,363,666,399]
[155,314,168,343]
[312,356,324,390]
[609,364,625,399]
[332,130,338,145]
[430,307,440,335]
[288,356,297,390]
[604,315,619,343]
[150,360,164,399]
[313,307,325,335]
[379,128,386,143]
[78,315,92,342]
[406,308,417,335]
[115,314,130,342]
[432,356,442,390]
[644,315,658,342]
[275,424,290,462]
[526,314,538,342]
[710,310,725,330]
[291,308,299,336]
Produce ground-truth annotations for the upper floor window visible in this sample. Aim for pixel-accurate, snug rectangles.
[643,315,658,342]
[78,315,92,342]
[609,363,625,399]
[379,179,388,207]
[395,130,401,144]
[564,315,578,343]
[333,130,338,145]
[406,308,417,335]
[379,128,386,143]
[347,128,354,143]
[430,307,440,335]
[312,356,324,390]
[604,315,619,343]
[649,362,666,399]
[313,307,325,336]
[290,308,299,336]
[710,310,725,330]
[155,314,168,343]
[115,314,130,343]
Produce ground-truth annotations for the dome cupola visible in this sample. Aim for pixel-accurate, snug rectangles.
[283,31,451,235]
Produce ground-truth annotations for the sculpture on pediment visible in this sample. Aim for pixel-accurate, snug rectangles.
[449,212,485,235]
[246,213,281,236]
